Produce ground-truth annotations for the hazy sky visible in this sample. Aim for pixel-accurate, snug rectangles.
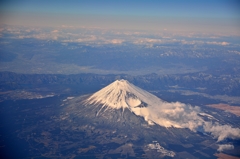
[1,0,240,34]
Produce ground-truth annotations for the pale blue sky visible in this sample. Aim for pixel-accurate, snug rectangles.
[1,0,240,34]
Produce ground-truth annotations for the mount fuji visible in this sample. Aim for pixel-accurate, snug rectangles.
[85,79,170,125]
[80,80,240,138]
[84,79,196,128]
[61,79,240,158]
[85,79,155,110]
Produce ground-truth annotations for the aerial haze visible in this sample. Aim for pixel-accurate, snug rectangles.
[1,0,240,34]
[0,0,240,75]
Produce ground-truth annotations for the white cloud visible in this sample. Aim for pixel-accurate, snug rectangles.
[109,39,124,44]
[217,144,234,152]
[1,25,233,47]
[221,42,229,45]
[75,35,97,42]
[149,102,240,142]
[148,102,204,131]
[52,30,59,33]
[132,100,240,142]
[133,38,162,44]
[180,40,230,46]
[204,123,240,142]
[206,41,229,45]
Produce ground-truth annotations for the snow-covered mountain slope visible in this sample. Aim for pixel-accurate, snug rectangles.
[84,79,240,142]
[85,79,163,109]
[85,79,201,128]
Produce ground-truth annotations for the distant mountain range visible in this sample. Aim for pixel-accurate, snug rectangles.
[0,71,239,96]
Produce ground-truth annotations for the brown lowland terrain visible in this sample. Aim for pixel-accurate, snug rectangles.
[215,153,240,159]
[207,104,240,116]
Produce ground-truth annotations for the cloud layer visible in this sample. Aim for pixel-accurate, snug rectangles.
[217,144,234,152]
[1,25,235,47]
[204,123,240,141]
[141,101,240,142]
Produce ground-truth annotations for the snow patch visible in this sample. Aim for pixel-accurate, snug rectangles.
[63,96,75,102]
[147,141,175,157]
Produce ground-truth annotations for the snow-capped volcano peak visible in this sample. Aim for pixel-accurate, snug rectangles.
[85,79,199,128]
[85,79,163,110]
[83,79,240,142]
